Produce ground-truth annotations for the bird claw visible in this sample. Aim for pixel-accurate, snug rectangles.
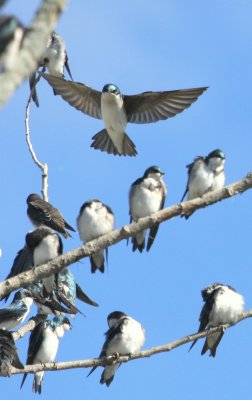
[111,352,120,362]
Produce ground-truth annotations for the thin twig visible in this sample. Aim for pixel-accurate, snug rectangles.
[25,92,49,201]
[8,309,252,375]
[0,173,252,299]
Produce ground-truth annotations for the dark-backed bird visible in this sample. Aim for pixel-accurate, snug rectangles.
[41,72,207,156]
[27,193,75,238]
[189,283,244,357]
[129,166,167,252]
[0,329,24,376]
[0,289,33,330]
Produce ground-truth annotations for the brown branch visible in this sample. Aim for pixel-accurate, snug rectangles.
[25,95,49,201]
[8,309,252,375]
[12,314,47,341]
[0,173,251,299]
[0,0,67,108]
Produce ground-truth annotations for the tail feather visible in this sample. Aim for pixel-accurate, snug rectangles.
[132,237,145,253]
[91,129,137,156]
[146,223,160,251]
[76,283,99,307]
[20,373,27,389]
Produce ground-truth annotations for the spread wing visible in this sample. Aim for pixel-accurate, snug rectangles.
[41,73,102,119]
[124,87,208,124]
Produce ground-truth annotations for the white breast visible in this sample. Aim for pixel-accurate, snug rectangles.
[107,317,145,355]
[33,234,59,267]
[34,328,59,364]
[131,178,164,220]
[209,287,244,326]
[188,163,213,199]
[78,203,114,242]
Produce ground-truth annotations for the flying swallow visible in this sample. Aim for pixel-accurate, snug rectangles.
[20,315,71,393]
[0,15,24,71]
[88,311,145,386]
[181,149,225,218]
[0,329,24,376]
[41,72,207,156]
[30,31,73,107]
[77,200,115,273]
[0,289,33,330]
[189,283,244,357]
[27,193,76,238]
[129,166,167,252]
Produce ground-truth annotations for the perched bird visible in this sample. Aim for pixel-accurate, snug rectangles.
[181,149,225,218]
[20,315,71,394]
[0,15,24,71]
[129,166,167,252]
[77,200,115,273]
[0,329,24,376]
[30,31,73,107]
[41,72,207,156]
[27,193,75,238]
[0,289,33,330]
[88,311,145,386]
[56,269,99,310]
[189,283,244,357]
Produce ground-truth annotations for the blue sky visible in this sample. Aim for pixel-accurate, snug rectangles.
[1,0,252,399]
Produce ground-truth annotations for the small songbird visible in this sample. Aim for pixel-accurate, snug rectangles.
[77,200,115,273]
[0,329,24,376]
[0,289,33,330]
[129,166,167,252]
[88,311,145,386]
[189,283,244,357]
[27,193,76,238]
[0,15,24,71]
[20,315,71,394]
[30,31,73,107]
[181,149,225,218]
[41,72,207,156]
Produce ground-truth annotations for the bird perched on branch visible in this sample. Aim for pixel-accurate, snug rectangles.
[0,329,24,376]
[0,289,33,330]
[20,315,71,394]
[77,199,114,273]
[41,72,207,156]
[129,166,167,252]
[30,31,73,107]
[181,149,225,218]
[88,311,145,386]
[189,283,244,357]
[27,193,75,238]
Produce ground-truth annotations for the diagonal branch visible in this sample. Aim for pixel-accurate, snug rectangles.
[0,173,251,299]
[8,309,252,375]
[0,0,67,108]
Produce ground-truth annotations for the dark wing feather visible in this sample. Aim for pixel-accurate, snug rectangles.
[189,295,214,351]
[0,305,27,322]
[124,87,208,124]
[41,72,102,119]
[146,189,166,251]
[76,283,98,307]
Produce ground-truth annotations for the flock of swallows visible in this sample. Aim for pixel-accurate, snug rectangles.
[0,15,246,392]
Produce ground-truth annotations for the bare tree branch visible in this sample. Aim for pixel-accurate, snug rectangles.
[0,0,68,108]
[25,96,49,201]
[0,173,251,299]
[8,309,252,376]
[12,314,47,341]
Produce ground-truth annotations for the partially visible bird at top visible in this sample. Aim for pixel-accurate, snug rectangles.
[27,193,76,238]
[30,31,73,107]
[0,329,24,377]
[129,166,167,252]
[181,149,226,219]
[77,199,115,273]
[0,289,33,330]
[41,72,208,157]
[20,315,71,394]
[0,15,24,71]
[87,311,145,387]
[189,283,244,357]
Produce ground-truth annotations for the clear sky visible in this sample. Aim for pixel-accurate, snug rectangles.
[1,1,252,399]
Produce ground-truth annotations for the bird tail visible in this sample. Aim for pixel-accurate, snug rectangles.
[90,252,105,273]
[147,223,160,251]
[132,231,146,253]
[76,283,98,307]
[91,129,137,156]
[20,373,27,389]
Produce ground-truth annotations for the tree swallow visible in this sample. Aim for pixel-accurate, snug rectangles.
[0,15,24,71]
[129,166,167,252]
[27,193,76,238]
[77,199,115,273]
[30,31,73,107]
[20,315,71,394]
[189,283,244,357]
[88,311,145,386]
[0,289,33,330]
[0,329,24,376]
[181,149,225,218]
[41,72,207,156]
